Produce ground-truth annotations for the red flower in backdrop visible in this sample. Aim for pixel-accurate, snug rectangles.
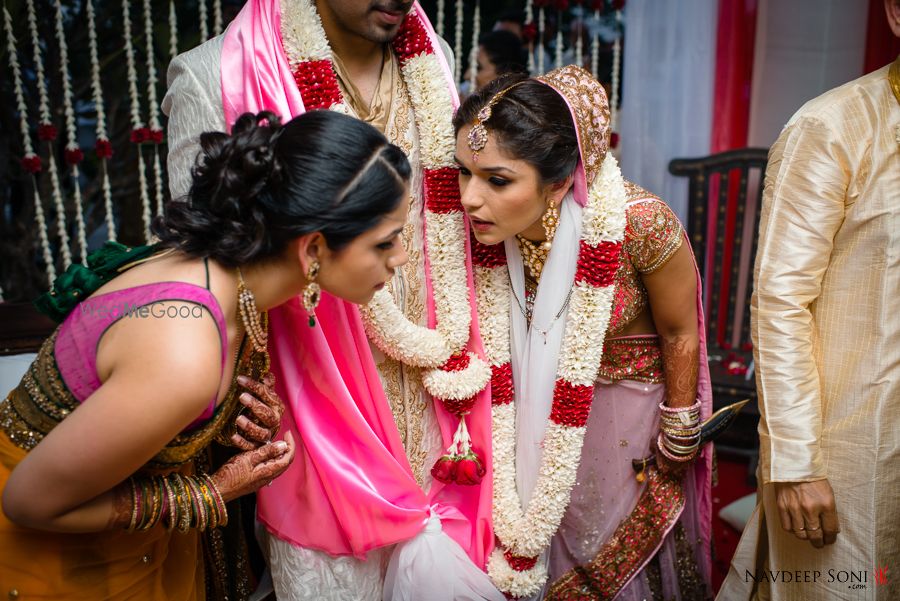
[64,148,84,166]
[38,124,58,142]
[20,155,42,173]
[610,132,620,148]
[95,139,113,159]
[522,22,538,43]
[612,0,627,10]
[552,0,569,11]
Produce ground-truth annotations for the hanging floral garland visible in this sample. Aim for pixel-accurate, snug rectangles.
[122,0,153,242]
[5,5,55,285]
[198,0,209,42]
[53,0,89,266]
[523,0,536,74]
[169,1,179,60]
[553,1,565,70]
[213,0,223,36]
[142,0,166,217]
[467,0,481,92]
[573,1,584,68]
[537,3,546,74]
[477,152,627,597]
[610,3,624,149]
[26,0,72,270]
[86,0,116,241]
[435,0,445,38]
[280,0,490,475]
[590,1,601,79]
[453,0,464,86]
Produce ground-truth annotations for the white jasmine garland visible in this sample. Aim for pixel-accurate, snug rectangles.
[468,0,480,93]
[435,0,445,38]
[86,0,116,241]
[537,7,546,75]
[27,0,72,270]
[198,0,209,42]
[213,0,223,36]
[122,0,153,241]
[525,0,535,74]
[4,6,55,284]
[53,0,88,266]
[590,9,600,79]
[169,0,178,60]
[554,23,563,70]
[453,0,464,85]
[611,10,623,133]
[143,0,165,217]
[478,154,628,596]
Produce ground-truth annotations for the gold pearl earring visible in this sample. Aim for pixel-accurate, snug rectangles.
[302,260,321,327]
[541,201,559,252]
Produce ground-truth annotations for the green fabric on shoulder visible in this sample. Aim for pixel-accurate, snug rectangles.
[34,242,159,323]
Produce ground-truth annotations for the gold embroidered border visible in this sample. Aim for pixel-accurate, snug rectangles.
[598,336,664,384]
[545,467,685,600]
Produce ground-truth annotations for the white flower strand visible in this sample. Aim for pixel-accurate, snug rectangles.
[53,0,89,266]
[525,0,535,75]
[554,15,564,70]
[574,18,583,68]
[537,7,545,75]
[213,0,223,36]
[453,0,464,86]
[435,0,445,38]
[590,9,600,79]
[467,0,480,92]
[86,0,115,241]
[198,0,209,42]
[122,0,153,241]
[5,6,55,284]
[169,1,178,60]
[610,9,623,132]
[27,0,72,270]
[142,0,165,217]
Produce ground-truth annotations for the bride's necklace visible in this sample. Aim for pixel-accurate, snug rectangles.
[515,235,551,281]
[509,271,574,344]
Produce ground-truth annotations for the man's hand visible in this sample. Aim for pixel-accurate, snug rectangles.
[774,479,840,548]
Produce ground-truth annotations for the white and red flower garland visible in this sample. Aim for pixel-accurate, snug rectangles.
[5,5,55,285]
[142,0,166,218]
[467,0,481,92]
[27,0,72,270]
[121,0,153,241]
[474,153,627,597]
[280,0,490,479]
[86,0,116,241]
[53,0,89,265]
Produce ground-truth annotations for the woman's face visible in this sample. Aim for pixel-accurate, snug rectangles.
[475,46,498,90]
[316,192,410,305]
[455,126,553,245]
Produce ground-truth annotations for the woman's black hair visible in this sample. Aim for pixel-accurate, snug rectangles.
[153,110,410,267]
[453,74,578,186]
[478,30,528,78]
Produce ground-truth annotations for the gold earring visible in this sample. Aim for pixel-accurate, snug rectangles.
[302,260,321,327]
[541,201,559,252]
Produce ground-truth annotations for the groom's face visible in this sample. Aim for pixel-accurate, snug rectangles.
[318,0,414,44]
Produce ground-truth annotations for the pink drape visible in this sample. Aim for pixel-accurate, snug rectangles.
[220,0,493,567]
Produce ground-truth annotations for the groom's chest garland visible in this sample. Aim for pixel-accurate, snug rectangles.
[279,0,490,476]
[473,149,628,597]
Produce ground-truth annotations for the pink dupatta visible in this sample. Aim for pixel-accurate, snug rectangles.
[220,0,494,569]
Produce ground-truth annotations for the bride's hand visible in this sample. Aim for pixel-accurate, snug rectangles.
[211,431,295,502]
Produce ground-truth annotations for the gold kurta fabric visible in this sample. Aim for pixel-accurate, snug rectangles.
[719,62,900,601]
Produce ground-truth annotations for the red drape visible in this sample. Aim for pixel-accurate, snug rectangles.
[864,0,900,74]
[707,0,758,347]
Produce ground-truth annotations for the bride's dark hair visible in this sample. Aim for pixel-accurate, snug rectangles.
[453,73,579,185]
[153,110,410,267]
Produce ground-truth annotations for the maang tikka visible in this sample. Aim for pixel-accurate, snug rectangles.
[466,82,525,162]
[302,260,321,327]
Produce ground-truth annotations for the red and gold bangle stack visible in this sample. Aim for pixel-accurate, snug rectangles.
[125,473,228,532]
[657,400,701,462]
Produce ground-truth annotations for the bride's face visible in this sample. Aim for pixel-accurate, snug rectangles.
[455,126,554,246]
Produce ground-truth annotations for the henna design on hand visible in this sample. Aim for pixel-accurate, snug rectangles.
[232,373,286,450]
[660,334,699,408]
[211,431,296,502]
[107,482,133,530]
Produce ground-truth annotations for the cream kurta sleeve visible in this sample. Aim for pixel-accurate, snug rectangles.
[751,116,850,484]
[162,36,227,201]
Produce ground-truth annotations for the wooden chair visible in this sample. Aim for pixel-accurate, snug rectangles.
[669,148,769,466]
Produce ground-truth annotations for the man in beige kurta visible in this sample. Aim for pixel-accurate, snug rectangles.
[162,2,455,598]
[717,49,900,601]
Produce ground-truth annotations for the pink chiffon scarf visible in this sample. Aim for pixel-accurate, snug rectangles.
[220,0,494,567]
